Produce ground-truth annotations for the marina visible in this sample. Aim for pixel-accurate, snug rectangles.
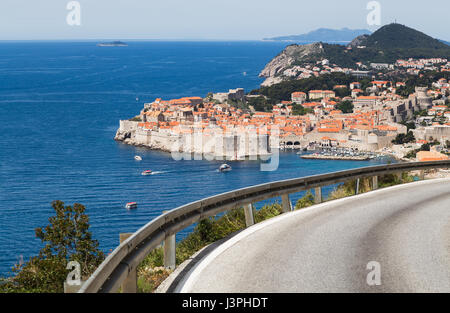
[300,147,383,161]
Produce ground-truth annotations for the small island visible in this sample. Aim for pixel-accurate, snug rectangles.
[97,41,128,47]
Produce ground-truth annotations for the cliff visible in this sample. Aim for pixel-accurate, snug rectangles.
[259,43,324,86]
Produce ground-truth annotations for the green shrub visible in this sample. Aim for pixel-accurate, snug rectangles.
[0,201,104,293]
[295,191,315,210]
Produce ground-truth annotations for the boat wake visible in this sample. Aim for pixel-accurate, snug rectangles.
[149,171,166,175]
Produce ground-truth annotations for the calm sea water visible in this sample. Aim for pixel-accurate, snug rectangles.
[0,41,393,276]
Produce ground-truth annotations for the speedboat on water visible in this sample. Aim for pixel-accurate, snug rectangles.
[134,155,142,161]
[141,170,152,176]
[219,164,232,172]
[125,202,138,210]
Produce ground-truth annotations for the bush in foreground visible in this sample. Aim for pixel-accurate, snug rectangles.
[0,201,105,293]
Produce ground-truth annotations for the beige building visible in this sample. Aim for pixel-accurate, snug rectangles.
[309,90,335,100]
[291,92,307,104]
[142,111,165,123]
[353,96,379,110]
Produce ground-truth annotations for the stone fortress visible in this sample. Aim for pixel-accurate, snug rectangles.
[115,120,271,160]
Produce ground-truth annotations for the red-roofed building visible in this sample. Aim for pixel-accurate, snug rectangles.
[291,92,307,104]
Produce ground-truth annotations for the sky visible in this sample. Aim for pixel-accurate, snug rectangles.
[0,0,448,41]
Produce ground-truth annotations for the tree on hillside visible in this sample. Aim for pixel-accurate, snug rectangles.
[334,87,351,98]
[0,201,105,293]
[401,121,416,131]
[336,100,354,113]
[392,131,416,145]
[252,73,373,104]
[246,96,272,112]
[292,104,312,116]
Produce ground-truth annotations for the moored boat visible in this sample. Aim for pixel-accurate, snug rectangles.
[134,155,142,161]
[219,164,232,172]
[125,202,138,210]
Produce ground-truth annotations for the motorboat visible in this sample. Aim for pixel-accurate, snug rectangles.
[219,164,232,172]
[125,202,138,210]
[134,155,142,161]
[141,170,152,176]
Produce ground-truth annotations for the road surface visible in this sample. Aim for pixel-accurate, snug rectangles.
[177,179,450,293]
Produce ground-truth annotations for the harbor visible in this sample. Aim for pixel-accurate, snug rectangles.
[299,147,383,161]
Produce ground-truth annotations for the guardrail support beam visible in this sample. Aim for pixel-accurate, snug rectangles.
[164,234,176,270]
[355,179,360,195]
[281,194,292,213]
[244,203,255,227]
[372,176,378,190]
[119,233,137,293]
[314,187,322,204]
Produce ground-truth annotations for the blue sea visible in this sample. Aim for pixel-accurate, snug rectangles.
[0,41,393,276]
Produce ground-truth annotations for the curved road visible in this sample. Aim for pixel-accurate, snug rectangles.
[177,179,450,293]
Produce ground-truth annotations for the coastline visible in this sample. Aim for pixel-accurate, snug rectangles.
[116,127,402,163]
[114,121,273,160]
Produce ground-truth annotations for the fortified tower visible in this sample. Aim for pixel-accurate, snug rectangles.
[414,87,433,110]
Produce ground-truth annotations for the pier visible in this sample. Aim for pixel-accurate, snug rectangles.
[301,154,370,161]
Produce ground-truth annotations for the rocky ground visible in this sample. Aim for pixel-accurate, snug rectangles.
[259,43,324,86]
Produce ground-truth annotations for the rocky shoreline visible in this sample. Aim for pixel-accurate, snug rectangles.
[115,128,174,153]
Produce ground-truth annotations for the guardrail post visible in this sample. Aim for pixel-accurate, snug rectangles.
[281,194,292,213]
[372,176,378,190]
[355,179,360,195]
[244,203,255,227]
[419,170,425,180]
[164,233,176,270]
[162,210,176,270]
[314,187,322,204]
[119,233,137,293]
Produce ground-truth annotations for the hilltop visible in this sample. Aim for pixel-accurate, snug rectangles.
[264,28,372,43]
[260,24,450,86]
[362,24,447,50]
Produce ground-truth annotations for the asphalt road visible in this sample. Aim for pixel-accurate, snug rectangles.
[178,179,450,293]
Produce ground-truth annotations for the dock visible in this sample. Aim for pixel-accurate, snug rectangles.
[301,154,371,161]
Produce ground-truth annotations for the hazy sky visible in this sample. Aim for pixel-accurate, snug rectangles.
[0,0,448,41]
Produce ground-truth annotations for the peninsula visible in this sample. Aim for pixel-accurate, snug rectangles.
[115,24,450,163]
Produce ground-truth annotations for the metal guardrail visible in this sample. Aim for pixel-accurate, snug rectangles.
[79,160,450,293]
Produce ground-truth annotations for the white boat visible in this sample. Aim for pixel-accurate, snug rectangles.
[141,170,152,176]
[125,202,138,210]
[219,164,232,172]
[134,155,142,161]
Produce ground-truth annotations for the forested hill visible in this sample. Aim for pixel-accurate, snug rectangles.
[325,24,450,67]
[260,24,450,76]
[363,23,448,50]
